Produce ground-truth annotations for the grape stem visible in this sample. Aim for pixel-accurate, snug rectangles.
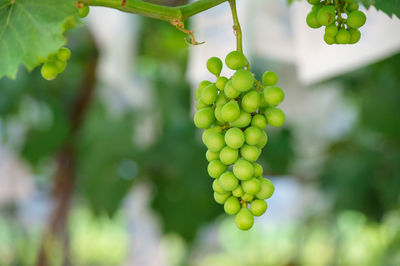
[228,0,242,53]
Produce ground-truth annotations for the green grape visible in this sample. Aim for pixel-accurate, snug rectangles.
[196,100,209,110]
[202,126,223,144]
[214,191,231,204]
[241,193,254,202]
[241,90,260,113]
[57,47,71,61]
[251,114,267,129]
[233,159,254,180]
[265,107,285,127]
[221,101,241,122]
[214,105,225,123]
[216,76,228,91]
[240,144,261,162]
[262,71,279,86]
[201,84,218,105]
[264,86,284,106]
[219,146,239,165]
[213,179,227,194]
[195,80,212,100]
[312,3,323,11]
[347,10,366,28]
[206,150,219,162]
[225,51,248,70]
[204,133,225,152]
[216,91,228,106]
[306,10,321,29]
[256,178,274,199]
[242,178,261,194]
[207,160,228,178]
[41,63,58,80]
[219,171,239,191]
[317,5,336,26]
[349,28,361,44]
[324,34,336,45]
[250,200,268,216]
[232,69,254,92]
[207,57,223,76]
[224,80,241,98]
[54,59,67,73]
[336,29,351,44]
[224,128,245,149]
[232,185,244,197]
[256,130,268,149]
[235,207,254,230]
[307,0,320,4]
[325,24,338,36]
[224,196,241,215]
[253,163,263,177]
[78,5,90,18]
[229,110,251,128]
[244,126,263,145]
[194,107,215,129]
[348,2,359,12]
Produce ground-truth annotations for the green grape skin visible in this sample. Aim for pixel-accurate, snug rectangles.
[232,69,254,92]
[216,91,228,106]
[195,80,212,100]
[242,177,261,195]
[265,107,285,127]
[241,90,260,113]
[240,144,261,162]
[324,34,336,45]
[57,47,71,61]
[225,51,248,70]
[325,24,338,36]
[193,107,215,129]
[307,0,320,4]
[251,114,267,129]
[256,130,268,149]
[221,101,241,122]
[41,63,58,80]
[202,126,223,144]
[232,185,244,197]
[214,105,225,123]
[348,2,359,12]
[312,3,323,12]
[219,146,239,165]
[214,191,231,204]
[216,76,228,91]
[349,28,361,44]
[250,200,268,216]
[259,92,269,108]
[241,193,254,202]
[336,29,351,44]
[207,57,223,76]
[54,59,67,73]
[224,80,241,99]
[347,10,366,29]
[224,128,245,149]
[204,133,225,152]
[219,171,239,191]
[263,86,284,106]
[235,207,254,230]
[224,196,241,215]
[233,159,254,180]
[244,126,263,145]
[256,178,275,199]
[207,160,228,178]
[262,71,279,86]
[317,6,336,26]
[78,5,90,18]
[229,110,251,128]
[306,10,322,29]
[196,100,210,110]
[253,163,263,177]
[206,150,220,162]
[213,179,227,194]
[201,84,218,105]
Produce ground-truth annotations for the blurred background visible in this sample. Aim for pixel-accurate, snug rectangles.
[1,0,400,265]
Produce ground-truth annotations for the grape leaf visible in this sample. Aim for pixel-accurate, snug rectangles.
[0,0,78,79]
[360,0,400,19]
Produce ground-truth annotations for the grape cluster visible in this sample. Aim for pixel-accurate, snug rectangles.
[193,51,286,230]
[40,47,71,81]
[306,0,366,45]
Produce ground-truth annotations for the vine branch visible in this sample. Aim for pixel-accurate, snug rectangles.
[228,0,242,53]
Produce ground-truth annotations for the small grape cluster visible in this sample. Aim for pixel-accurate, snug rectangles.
[193,51,286,230]
[40,47,71,81]
[306,0,366,45]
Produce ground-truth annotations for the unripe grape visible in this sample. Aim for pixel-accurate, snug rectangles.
[250,199,268,216]
[224,196,241,215]
[195,80,212,100]
[336,29,351,44]
[54,60,67,73]
[256,130,268,149]
[213,179,227,194]
[41,63,58,80]
[232,69,254,92]
[256,178,274,199]
[251,114,267,129]
[232,185,244,197]
[57,47,71,61]
[324,34,336,45]
[224,80,241,99]
[229,110,251,128]
[312,3,323,12]
[219,171,239,191]
[78,5,90,18]
[216,91,228,106]
[265,107,285,127]
[204,133,225,152]
[317,6,336,26]
[201,84,218,105]
[216,76,228,91]
[196,100,210,110]
[219,146,239,165]
[240,144,261,162]
[307,0,320,4]
[347,10,366,28]
[206,57,223,76]
[253,163,263,177]
[325,24,338,36]
[244,126,263,145]
[241,193,254,202]
[214,191,231,204]
[348,2,359,12]
[208,160,228,178]
[235,207,254,230]
[206,150,219,162]
[349,28,361,44]
[306,10,321,29]
[264,86,284,106]
[241,90,260,113]
[262,71,279,86]
[225,51,248,70]
[225,128,245,149]
[221,101,241,122]
[202,126,222,144]
[214,105,225,123]
[242,178,261,195]
[233,159,254,180]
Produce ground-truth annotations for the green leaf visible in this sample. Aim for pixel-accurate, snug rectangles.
[361,0,400,19]
[0,0,78,79]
